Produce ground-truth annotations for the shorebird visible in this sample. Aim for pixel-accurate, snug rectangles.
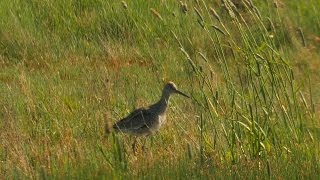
[107,81,190,136]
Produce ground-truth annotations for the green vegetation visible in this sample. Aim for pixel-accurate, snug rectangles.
[1,0,319,179]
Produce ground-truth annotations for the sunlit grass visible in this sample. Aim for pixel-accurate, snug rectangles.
[0,0,319,179]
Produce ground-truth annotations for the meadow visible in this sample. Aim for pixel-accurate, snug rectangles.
[0,0,320,179]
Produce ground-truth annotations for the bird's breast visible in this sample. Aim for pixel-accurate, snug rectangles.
[158,114,166,125]
[150,114,166,132]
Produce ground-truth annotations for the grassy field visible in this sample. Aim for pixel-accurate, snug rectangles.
[1,0,320,179]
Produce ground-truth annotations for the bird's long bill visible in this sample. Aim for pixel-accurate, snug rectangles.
[176,90,191,98]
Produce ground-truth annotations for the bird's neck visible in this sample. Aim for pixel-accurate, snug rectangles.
[161,92,171,105]
[156,92,171,114]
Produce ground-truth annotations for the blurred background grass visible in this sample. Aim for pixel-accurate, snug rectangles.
[0,0,319,178]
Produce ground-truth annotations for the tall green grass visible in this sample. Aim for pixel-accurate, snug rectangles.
[178,0,316,160]
[0,0,319,179]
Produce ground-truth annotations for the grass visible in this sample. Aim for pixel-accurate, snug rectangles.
[1,0,320,179]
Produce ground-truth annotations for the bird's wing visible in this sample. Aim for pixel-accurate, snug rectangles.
[113,107,153,131]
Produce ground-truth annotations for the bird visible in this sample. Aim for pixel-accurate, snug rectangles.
[107,81,190,136]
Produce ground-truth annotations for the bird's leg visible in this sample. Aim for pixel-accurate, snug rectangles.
[132,137,138,155]
[141,137,147,153]
[142,135,152,154]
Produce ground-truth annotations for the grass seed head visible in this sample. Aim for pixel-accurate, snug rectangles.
[150,8,163,21]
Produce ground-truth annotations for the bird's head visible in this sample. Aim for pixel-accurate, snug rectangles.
[163,81,190,98]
